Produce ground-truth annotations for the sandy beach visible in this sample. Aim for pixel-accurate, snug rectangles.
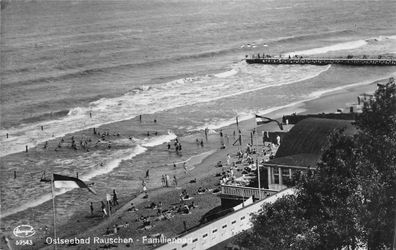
[1,74,389,250]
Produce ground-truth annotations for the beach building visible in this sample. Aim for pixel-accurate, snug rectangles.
[219,116,357,207]
[264,117,356,190]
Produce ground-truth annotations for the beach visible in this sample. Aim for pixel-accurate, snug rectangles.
[1,75,389,250]
[1,0,396,249]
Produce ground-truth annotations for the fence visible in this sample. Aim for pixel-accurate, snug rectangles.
[220,185,278,200]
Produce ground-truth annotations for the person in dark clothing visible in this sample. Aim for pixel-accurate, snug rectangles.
[90,202,94,215]
[112,189,119,206]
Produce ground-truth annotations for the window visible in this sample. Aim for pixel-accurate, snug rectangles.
[193,238,198,243]
[212,229,217,233]
[182,243,187,248]
[222,225,227,229]
[241,216,246,220]
[203,233,208,238]
[231,220,236,224]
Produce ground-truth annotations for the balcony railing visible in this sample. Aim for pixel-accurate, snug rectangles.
[220,185,278,200]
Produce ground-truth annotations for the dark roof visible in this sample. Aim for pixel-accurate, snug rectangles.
[266,118,356,168]
[265,153,319,169]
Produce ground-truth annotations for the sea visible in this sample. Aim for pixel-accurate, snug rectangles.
[1,0,396,241]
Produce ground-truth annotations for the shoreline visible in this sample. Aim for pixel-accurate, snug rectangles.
[1,76,392,250]
[62,77,387,250]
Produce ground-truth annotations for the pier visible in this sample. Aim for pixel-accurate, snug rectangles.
[246,57,396,66]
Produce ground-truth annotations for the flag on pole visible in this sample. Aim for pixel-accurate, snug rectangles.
[255,115,283,130]
[53,174,96,194]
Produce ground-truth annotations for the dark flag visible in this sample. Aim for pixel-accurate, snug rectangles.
[53,174,96,194]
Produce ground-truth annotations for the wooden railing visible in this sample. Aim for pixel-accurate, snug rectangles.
[246,58,396,66]
[220,185,278,200]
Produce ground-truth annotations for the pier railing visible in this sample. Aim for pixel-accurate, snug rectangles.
[246,58,396,66]
[220,184,278,200]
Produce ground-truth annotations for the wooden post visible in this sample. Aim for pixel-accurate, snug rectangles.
[257,159,261,200]
[25,145,28,153]
[278,167,283,186]
[183,221,187,232]
[6,133,8,138]
[51,174,58,250]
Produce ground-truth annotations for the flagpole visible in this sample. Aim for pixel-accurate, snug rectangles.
[254,114,261,200]
[51,173,57,249]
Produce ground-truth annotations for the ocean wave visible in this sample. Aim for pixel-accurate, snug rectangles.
[0,63,332,157]
[191,71,396,133]
[19,109,70,124]
[3,46,239,87]
[214,69,238,78]
[139,131,177,147]
[285,40,368,56]
[267,29,355,45]
[0,145,146,218]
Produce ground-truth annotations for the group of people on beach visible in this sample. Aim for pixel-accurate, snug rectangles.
[89,189,119,218]
[161,174,178,187]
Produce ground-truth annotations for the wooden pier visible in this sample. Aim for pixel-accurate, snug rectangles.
[246,57,396,66]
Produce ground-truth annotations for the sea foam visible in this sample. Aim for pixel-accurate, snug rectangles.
[0,63,331,157]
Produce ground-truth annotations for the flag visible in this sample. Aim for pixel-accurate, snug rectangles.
[255,115,283,130]
[53,174,96,194]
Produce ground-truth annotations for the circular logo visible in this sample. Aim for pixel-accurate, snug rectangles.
[13,225,36,238]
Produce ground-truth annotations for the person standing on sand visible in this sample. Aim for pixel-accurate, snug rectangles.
[173,175,178,187]
[142,180,147,194]
[90,202,94,216]
[145,169,150,179]
[101,201,107,217]
[173,162,177,169]
[183,162,188,174]
[112,189,119,206]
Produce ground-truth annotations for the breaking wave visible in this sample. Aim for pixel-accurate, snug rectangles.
[0,63,331,157]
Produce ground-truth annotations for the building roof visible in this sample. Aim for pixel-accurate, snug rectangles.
[265,118,356,168]
[264,153,320,169]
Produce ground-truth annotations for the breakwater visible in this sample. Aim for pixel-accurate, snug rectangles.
[246,57,396,66]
